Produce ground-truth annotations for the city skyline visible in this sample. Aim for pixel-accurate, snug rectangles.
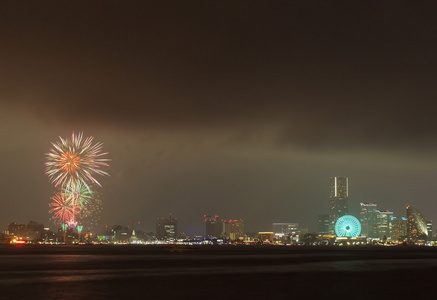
[3,201,432,245]
[1,2,437,235]
[3,175,433,238]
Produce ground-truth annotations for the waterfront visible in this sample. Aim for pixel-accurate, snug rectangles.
[0,244,436,299]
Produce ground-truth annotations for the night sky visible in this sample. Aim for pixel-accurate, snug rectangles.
[1,1,437,235]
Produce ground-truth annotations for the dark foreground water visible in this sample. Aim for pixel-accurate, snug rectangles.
[1,244,436,299]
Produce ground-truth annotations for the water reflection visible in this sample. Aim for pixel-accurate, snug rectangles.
[1,249,437,300]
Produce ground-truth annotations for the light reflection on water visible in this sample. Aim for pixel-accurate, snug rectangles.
[1,247,436,300]
[0,254,437,286]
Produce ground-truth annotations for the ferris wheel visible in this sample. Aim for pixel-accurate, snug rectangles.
[335,215,361,237]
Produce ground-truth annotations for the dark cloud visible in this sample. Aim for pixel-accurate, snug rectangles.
[2,2,437,136]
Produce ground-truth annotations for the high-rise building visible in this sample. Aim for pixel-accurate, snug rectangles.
[406,206,428,244]
[156,214,178,241]
[359,203,378,238]
[8,222,26,236]
[223,219,244,241]
[328,176,349,234]
[391,217,407,242]
[427,220,433,241]
[317,215,330,235]
[7,221,46,242]
[26,221,45,241]
[360,204,394,240]
[375,210,393,240]
[204,215,222,238]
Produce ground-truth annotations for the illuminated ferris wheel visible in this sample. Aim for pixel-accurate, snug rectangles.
[335,215,361,237]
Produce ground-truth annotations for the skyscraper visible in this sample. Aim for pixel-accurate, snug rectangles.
[406,206,428,244]
[360,203,378,238]
[317,215,329,235]
[156,214,178,241]
[391,217,407,242]
[204,215,222,238]
[427,220,433,241]
[328,176,349,234]
[223,219,244,241]
[375,210,393,240]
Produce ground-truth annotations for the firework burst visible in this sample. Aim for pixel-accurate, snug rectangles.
[45,132,110,189]
[49,193,80,224]
[63,181,94,208]
[46,132,110,231]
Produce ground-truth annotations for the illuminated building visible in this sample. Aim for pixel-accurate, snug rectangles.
[113,225,131,242]
[223,219,244,241]
[375,210,393,240]
[26,221,45,241]
[204,215,222,238]
[329,176,349,234]
[317,215,330,235]
[359,203,378,238]
[360,204,393,240]
[391,217,407,242]
[7,221,46,242]
[272,223,298,235]
[156,214,178,241]
[406,206,428,243]
[427,220,433,241]
[273,223,306,244]
[258,232,274,243]
[8,222,26,236]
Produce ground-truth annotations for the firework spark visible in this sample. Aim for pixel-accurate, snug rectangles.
[79,197,103,230]
[63,181,94,208]
[49,193,80,224]
[46,132,110,232]
[45,132,110,189]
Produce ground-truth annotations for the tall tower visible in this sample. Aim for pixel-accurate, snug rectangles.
[328,176,349,234]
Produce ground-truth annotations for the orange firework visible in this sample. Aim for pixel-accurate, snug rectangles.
[45,132,110,189]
